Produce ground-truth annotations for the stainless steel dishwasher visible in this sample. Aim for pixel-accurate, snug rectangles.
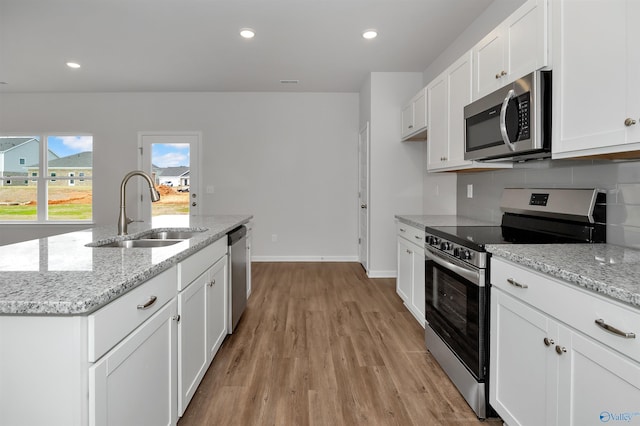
[228,225,247,333]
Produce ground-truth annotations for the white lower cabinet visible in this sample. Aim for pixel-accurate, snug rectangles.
[178,247,228,415]
[396,222,425,326]
[490,258,640,426]
[90,298,178,426]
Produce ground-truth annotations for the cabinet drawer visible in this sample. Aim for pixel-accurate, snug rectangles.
[396,223,425,246]
[491,257,640,361]
[178,237,227,291]
[88,266,177,362]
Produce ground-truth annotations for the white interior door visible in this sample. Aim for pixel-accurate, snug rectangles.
[358,123,370,273]
[139,132,201,223]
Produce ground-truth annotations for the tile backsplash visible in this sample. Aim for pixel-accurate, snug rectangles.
[456,159,640,248]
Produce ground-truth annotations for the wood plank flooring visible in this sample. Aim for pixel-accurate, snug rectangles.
[178,262,498,426]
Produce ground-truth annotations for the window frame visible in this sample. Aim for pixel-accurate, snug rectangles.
[0,133,93,224]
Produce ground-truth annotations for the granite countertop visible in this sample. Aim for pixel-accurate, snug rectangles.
[395,214,495,229]
[487,244,640,309]
[0,214,251,316]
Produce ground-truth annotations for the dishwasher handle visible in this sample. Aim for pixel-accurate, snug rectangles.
[228,225,247,245]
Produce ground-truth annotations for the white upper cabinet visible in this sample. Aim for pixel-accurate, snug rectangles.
[401,88,428,141]
[427,51,511,172]
[552,0,640,159]
[473,0,548,100]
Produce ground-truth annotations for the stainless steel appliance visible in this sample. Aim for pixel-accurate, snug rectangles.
[228,225,248,332]
[464,71,552,162]
[425,188,606,419]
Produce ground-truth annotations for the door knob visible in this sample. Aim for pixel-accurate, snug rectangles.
[361,204,367,209]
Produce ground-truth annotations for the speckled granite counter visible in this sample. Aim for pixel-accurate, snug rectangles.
[0,214,251,315]
[487,244,640,309]
[395,214,495,229]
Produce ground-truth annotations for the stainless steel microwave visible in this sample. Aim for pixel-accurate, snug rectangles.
[464,70,551,162]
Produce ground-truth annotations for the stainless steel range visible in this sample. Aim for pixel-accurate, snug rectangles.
[424,188,607,419]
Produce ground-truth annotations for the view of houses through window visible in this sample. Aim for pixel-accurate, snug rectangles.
[0,135,93,221]
[151,142,190,216]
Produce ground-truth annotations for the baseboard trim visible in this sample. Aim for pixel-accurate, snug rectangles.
[252,256,360,262]
[367,270,397,278]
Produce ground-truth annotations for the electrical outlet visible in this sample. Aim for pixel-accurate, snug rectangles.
[467,184,473,198]
[271,234,278,242]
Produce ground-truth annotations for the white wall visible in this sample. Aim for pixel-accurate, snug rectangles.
[0,92,360,260]
[362,72,425,277]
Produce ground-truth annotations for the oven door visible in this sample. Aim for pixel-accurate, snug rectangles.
[425,246,486,380]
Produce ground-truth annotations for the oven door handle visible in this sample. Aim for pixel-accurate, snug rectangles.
[499,89,517,152]
[425,246,483,287]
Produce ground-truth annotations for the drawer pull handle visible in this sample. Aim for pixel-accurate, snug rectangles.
[399,228,406,232]
[507,278,528,288]
[595,319,636,339]
[414,235,423,241]
[137,295,157,310]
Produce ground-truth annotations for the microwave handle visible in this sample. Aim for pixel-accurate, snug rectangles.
[500,89,517,152]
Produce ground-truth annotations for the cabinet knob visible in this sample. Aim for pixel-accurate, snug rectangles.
[361,204,367,209]
[624,118,637,126]
[495,73,501,79]
[406,249,412,254]
[208,279,216,287]
[555,345,567,355]
[408,125,414,129]
[501,70,507,77]
[172,314,181,322]
[543,337,554,347]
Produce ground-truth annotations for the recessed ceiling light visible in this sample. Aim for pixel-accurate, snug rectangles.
[240,28,255,39]
[66,62,81,69]
[362,29,378,40]
[0,82,7,85]
[280,80,299,84]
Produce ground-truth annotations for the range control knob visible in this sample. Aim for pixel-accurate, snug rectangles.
[453,247,461,257]
[428,236,440,246]
[460,250,472,260]
[440,241,452,251]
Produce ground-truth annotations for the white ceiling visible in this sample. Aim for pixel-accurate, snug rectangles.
[0,0,494,93]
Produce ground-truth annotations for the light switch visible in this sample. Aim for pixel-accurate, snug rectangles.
[206,185,215,194]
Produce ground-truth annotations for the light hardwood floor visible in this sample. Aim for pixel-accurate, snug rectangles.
[178,262,498,426]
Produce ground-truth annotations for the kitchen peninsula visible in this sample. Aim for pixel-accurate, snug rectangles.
[0,214,251,426]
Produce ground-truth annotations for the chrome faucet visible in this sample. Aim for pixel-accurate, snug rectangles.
[118,170,161,236]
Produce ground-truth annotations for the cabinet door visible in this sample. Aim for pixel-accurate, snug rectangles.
[473,27,504,100]
[446,51,473,168]
[207,256,228,362]
[413,90,427,131]
[557,325,640,426]
[627,0,640,143]
[401,103,414,139]
[490,289,557,426]
[178,272,208,416]
[396,237,413,304]
[90,299,178,426]
[426,74,448,169]
[552,0,629,156]
[506,0,547,84]
[409,245,425,327]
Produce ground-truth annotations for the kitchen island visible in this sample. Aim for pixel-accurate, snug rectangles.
[0,214,252,426]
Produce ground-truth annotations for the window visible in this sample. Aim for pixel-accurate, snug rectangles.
[0,135,93,222]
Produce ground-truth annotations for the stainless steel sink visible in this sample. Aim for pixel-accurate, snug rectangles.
[97,239,184,248]
[144,230,203,240]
